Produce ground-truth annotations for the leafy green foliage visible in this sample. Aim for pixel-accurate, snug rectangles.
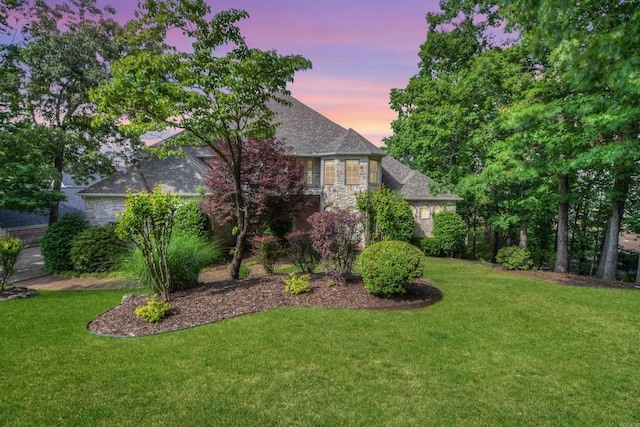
[116,186,180,301]
[413,237,442,257]
[357,186,415,244]
[285,230,320,274]
[173,198,212,241]
[360,240,425,296]
[40,212,88,273]
[432,210,468,258]
[495,246,534,271]
[69,224,128,273]
[251,235,282,274]
[120,233,220,292]
[92,0,311,280]
[0,236,24,289]
[135,294,171,323]
[14,0,143,223]
[284,272,311,295]
[308,210,363,283]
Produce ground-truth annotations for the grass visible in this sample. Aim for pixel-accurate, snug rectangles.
[2,257,640,426]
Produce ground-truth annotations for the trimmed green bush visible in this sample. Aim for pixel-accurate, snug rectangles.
[0,236,24,289]
[432,210,468,258]
[284,272,311,294]
[496,246,534,270]
[414,237,442,257]
[69,224,128,273]
[135,294,171,323]
[120,233,220,292]
[173,199,212,240]
[41,212,88,273]
[360,240,425,295]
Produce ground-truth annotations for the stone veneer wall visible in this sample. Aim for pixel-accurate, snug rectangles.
[83,197,126,226]
[320,156,375,211]
[410,202,457,238]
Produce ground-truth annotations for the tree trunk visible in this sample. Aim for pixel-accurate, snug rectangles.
[554,174,569,273]
[491,229,500,263]
[230,168,247,280]
[519,221,528,248]
[48,155,64,226]
[596,173,630,280]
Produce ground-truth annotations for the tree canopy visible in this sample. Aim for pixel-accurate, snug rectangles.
[385,0,640,279]
[92,0,312,279]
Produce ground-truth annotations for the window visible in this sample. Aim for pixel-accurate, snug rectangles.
[369,160,379,184]
[305,160,313,185]
[324,160,335,185]
[433,205,442,215]
[346,160,359,185]
[419,206,431,219]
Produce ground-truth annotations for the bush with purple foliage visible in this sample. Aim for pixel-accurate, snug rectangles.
[308,209,363,283]
[285,230,320,274]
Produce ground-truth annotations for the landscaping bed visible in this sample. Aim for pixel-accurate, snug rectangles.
[87,273,442,337]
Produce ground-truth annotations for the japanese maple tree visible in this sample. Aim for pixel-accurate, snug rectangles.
[202,136,309,244]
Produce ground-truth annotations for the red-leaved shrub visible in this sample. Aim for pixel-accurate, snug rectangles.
[308,210,363,282]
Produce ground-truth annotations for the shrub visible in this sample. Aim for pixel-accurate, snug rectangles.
[496,246,534,270]
[135,294,171,323]
[41,212,88,273]
[285,230,320,274]
[116,186,180,301]
[69,224,128,273]
[252,235,282,274]
[173,199,212,240]
[360,240,425,296]
[120,233,220,292]
[284,272,311,294]
[432,210,468,258]
[357,187,415,244]
[0,236,24,289]
[308,209,363,283]
[414,237,442,257]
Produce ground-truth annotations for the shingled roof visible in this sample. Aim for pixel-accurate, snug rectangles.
[79,146,210,196]
[382,156,462,201]
[270,96,385,157]
[80,95,459,203]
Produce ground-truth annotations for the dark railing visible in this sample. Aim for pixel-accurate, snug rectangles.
[2,225,48,245]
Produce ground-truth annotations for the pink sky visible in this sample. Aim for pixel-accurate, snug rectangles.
[113,0,442,145]
[8,1,443,146]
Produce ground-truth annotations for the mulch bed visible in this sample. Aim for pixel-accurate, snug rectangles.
[87,273,443,337]
[497,267,640,289]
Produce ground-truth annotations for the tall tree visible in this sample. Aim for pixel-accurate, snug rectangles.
[0,42,63,212]
[505,0,640,279]
[18,0,142,224]
[92,0,311,279]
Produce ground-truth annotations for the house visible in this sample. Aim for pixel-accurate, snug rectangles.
[79,95,461,237]
[0,173,97,244]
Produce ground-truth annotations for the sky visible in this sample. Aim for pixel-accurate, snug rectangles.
[7,0,444,146]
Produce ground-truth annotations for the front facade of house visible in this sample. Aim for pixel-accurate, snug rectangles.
[80,96,461,237]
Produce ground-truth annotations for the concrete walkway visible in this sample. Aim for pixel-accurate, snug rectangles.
[6,246,139,291]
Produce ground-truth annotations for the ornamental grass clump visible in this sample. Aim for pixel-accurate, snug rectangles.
[360,240,425,295]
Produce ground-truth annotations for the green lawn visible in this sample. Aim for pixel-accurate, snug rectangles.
[2,258,640,426]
